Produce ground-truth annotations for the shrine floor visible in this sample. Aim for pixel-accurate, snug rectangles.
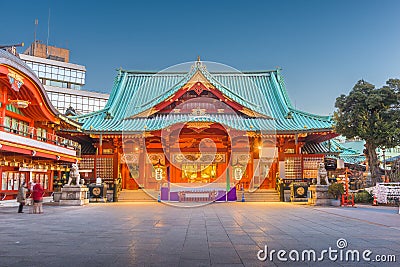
[0,202,399,267]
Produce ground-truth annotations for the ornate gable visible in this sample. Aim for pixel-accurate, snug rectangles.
[132,67,268,119]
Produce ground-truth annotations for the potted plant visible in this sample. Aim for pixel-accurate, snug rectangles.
[328,182,344,207]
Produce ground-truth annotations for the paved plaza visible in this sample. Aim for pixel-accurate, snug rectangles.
[0,202,399,267]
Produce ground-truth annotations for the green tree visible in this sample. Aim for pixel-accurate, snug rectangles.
[334,79,400,185]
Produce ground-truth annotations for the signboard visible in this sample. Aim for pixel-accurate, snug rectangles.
[155,168,163,181]
[234,167,243,181]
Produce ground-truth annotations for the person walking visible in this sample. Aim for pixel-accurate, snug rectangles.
[32,180,44,214]
[16,182,28,213]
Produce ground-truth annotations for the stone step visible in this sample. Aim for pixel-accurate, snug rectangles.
[237,189,280,202]
[118,189,156,202]
[242,197,280,202]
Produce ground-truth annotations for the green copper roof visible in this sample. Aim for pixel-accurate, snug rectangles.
[303,139,365,164]
[74,63,334,133]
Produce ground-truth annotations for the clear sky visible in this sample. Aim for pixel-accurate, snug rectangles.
[3,0,400,115]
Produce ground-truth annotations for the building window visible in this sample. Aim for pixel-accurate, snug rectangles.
[36,127,47,141]
[1,172,26,191]
[3,116,11,131]
[3,116,29,136]
[70,83,81,90]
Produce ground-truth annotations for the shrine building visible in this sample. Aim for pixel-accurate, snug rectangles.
[74,60,336,201]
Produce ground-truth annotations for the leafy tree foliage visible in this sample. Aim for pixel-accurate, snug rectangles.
[334,79,400,184]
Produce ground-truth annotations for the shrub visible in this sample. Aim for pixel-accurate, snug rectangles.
[328,183,345,199]
[354,190,373,203]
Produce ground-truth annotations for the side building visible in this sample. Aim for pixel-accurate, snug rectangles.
[20,41,108,115]
[0,49,81,200]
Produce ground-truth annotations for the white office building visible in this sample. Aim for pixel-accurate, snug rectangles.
[19,43,108,115]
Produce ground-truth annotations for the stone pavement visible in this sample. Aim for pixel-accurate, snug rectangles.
[0,202,399,267]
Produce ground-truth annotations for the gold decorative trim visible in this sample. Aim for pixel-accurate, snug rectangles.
[147,153,165,165]
[184,70,216,91]
[246,131,257,137]
[143,132,154,138]
[186,122,212,130]
[240,107,256,117]
[172,153,225,163]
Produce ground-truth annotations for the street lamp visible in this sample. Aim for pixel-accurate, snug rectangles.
[154,159,164,202]
[233,159,245,202]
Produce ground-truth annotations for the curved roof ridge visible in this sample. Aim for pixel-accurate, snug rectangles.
[329,139,361,155]
[117,68,279,75]
[73,106,109,120]
[0,50,40,81]
[105,71,129,112]
[275,69,294,109]
[289,107,332,120]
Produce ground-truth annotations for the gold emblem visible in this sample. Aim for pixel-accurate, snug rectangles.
[296,186,305,196]
[92,187,101,196]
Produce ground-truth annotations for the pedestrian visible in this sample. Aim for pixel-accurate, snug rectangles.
[32,179,44,214]
[16,182,28,213]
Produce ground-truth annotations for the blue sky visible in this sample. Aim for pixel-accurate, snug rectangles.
[3,0,400,115]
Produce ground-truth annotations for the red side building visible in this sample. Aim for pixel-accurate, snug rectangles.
[0,49,81,200]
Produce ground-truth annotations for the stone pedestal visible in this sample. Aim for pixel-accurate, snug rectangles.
[283,190,291,202]
[308,185,330,206]
[53,192,62,202]
[59,185,89,206]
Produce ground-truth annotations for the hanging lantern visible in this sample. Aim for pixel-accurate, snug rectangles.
[0,158,8,166]
[154,159,164,181]
[9,160,19,167]
[233,159,244,181]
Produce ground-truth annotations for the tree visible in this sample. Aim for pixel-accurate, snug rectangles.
[334,79,400,185]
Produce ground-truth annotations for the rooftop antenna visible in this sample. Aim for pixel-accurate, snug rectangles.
[46,8,51,57]
[33,18,38,55]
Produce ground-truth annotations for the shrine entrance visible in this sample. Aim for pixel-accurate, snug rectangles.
[181,163,217,183]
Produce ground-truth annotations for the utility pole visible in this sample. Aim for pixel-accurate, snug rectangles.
[46,8,51,58]
[33,19,38,55]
